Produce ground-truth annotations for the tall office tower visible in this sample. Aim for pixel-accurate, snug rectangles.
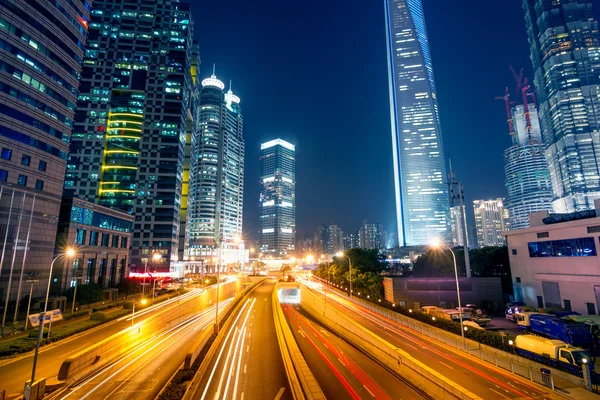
[385,0,451,246]
[450,206,466,247]
[259,139,295,257]
[523,0,600,213]
[343,231,359,251]
[504,102,553,230]
[66,0,197,272]
[0,0,89,300]
[313,225,325,254]
[359,222,385,250]
[184,71,244,261]
[314,224,343,254]
[473,199,510,247]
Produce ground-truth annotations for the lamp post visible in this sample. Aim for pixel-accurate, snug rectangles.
[29,248,74,387]
[24,279,39,331]
[336,252,352,298]
[132,297,148,326]
[431,239,466,350]
[150,254,161,303]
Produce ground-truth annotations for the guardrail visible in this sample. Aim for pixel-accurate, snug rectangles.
[300,285,481,400]
[272,283,325,400]
[338,289,587,391]
[182,278,266,400]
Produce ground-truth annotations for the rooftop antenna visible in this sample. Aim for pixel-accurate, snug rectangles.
[229,80,232,92]
[212,63,216,77]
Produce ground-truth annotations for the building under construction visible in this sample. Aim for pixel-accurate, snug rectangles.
[499,69,553,230]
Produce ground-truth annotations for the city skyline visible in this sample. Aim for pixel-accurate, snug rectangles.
[192,1,600,242]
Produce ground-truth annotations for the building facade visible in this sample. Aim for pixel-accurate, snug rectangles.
[450,205,466,247]
[504,103,553,230]
[385,0,451,246]
[506,206,600,315]
[184,71,244,262]
[359,222,385,250]
[54,197,133,293]
[65,0,197,272]
[314,223,344,255]
[0,0,89,300]
[259,139,295,257]
[473,199,509,247]
[523,0,600,213]
[343,231,359,251]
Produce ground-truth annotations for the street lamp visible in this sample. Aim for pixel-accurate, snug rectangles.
[132,297,148,326]
[151,254,161,303]
[336,252,352,298]
[430,239,466,350]
[29,247,75,388]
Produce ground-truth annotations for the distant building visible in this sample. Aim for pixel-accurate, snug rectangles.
[385,0,451,246]
[343,231,359,251]
[326,224,344,254]
[506,204,600,315]
[359,222,384,250]
[523,0,600,213]
[503,102,553,230]
[54,197,133,293]
[259,139,295,257]
[473,199,509,247]
[450,206,467,247]
[299,234,315,254]
[385,231,397,249]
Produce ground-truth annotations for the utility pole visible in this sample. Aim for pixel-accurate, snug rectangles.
[448,160,471,278]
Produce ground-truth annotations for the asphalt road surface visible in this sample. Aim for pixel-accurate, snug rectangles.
[195,280,292,400]
[281,299,429,400]
[305,280,557,400]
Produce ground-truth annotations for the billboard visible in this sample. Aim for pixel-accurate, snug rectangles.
[28,309,63,327]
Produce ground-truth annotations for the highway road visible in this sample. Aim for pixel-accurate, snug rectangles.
[280,298,429,400]
[304,280,557,400]
[0,277,249,399]
[51,299,233,400]
[194,280,292,400]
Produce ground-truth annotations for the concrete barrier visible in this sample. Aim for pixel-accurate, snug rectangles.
[300,285,481,400]
[57,281,238,383]
[273,283,325,400]
[182,278,266,400]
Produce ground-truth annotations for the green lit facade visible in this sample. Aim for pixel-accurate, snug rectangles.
[66,0,198,272]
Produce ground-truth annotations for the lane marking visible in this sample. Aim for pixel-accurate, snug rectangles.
[298,329,306,338]
[438,361,456,370]
[274,387,285,400]
[363,384,376,398]
[244,364,247,374]
[320,329,330,337]
[489,388,509,398]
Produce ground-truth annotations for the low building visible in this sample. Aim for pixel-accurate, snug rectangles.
[506,203,600,316]
[383,277,504,312]
[53,197,133,293]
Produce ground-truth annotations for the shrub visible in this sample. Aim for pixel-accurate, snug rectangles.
[90,312,107,322]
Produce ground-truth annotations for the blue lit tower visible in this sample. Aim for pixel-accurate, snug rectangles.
[523,0,600,212]
[384,0,450,246]
[259,139,295,257]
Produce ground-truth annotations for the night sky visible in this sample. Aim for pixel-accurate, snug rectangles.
[190,1,599,243]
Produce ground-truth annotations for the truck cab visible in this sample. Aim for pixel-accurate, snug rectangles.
[558,347,593,366]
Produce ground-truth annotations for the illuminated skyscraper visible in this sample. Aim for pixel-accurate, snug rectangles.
[0,0,89,300]
[185,71,244,259]
[260,139,295,257]
[473,199,510,248]
[450,206,466,247]
[523,0,600,213]
[385,0,450,246]
[66,0,197,272]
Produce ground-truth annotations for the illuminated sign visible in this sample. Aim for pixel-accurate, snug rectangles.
[281,228,293,233]
[282,177,293,183]
[263,176,275,183]
[129,271,174,278]
[263,200,275,207]
[201,76,225,90]
[260,139,295,151]
[262,228,275,233]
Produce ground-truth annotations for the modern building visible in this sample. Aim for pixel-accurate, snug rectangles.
[359,222,385,250]
[343,231,359,251]
[65,0,197,273]
[54,197,133,293]
[184,70,244,265]
[523,0,600,213]
[504,102,553,230]
[259,139,295,257]
[385,0,451,246]
[473,199,510,247]
[450,205,466,247]
[314,224,344,255]
[506,205,600,315]
[0,0,90,301]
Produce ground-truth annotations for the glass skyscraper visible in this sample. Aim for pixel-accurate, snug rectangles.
[0,0,89,300]
[66,0,197,272]
[384,0,450,246]
[523,0,600,213]
[185,71,244,259]
[259,139,295,257]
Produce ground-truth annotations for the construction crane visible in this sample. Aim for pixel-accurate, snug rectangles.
[509,64,523,97]
[495,87,515,136]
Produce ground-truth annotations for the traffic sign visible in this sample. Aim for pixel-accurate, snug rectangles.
[28,309,63,327]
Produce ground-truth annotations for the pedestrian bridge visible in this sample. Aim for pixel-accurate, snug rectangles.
[277,282,301,304]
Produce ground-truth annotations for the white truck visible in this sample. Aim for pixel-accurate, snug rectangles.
[514,335,593,376]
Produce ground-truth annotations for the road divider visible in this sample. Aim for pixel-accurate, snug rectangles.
[273,283,325,400]
[299,285,481,400]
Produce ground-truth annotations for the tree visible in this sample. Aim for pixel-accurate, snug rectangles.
[411,247,466,277]
[66,284,104,305]
[116,278,141,295]
[280,264,291,278]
